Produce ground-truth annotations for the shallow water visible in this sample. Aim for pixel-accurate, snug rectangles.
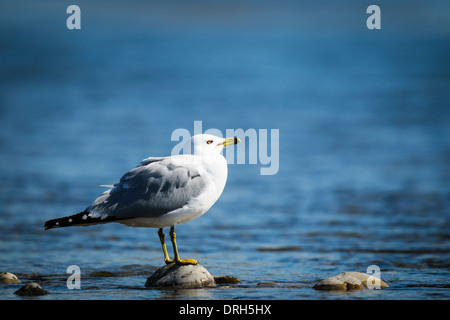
[0,1,449,300]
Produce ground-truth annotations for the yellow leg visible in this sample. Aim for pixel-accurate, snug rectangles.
[158,228,173,264]
[169,226,198,265]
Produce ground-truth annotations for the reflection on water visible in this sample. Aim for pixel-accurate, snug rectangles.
[0,0,449,299]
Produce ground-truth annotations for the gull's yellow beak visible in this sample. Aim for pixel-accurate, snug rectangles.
[222,137,241,147]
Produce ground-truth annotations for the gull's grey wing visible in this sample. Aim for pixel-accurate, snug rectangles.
[87,157,206,219]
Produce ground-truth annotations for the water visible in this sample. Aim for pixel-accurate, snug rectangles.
[0,1,449,300]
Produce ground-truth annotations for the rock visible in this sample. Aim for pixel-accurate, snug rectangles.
[257,282,280,288]
[213,275,241,284]
[145,263,216,289]
[0,272,20,284]
[342,272,389,288]
[90,270,119,277]
[313,272,389,291]
[14,282,50,296]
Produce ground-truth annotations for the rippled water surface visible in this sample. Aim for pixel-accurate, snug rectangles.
[0,1,449,299]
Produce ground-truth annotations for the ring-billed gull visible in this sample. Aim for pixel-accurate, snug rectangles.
[44,134,241,265]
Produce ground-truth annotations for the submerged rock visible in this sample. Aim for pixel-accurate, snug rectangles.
[313,272,389,291]
[14,282,50,296]
[257,282,280,288]
[213,275,241,284]
[90,270,119,277]
[0,272,20,284]
[145,263,215,289]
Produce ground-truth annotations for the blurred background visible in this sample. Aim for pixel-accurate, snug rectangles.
[0,0,449,299]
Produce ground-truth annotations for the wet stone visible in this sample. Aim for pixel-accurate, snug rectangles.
[313,272,389,291]
[14,282,50,296]
[0,272,20,284]
[90,270,119,277]
[145,263,216,289]
[213,275,241,284]
[257,282,280,288]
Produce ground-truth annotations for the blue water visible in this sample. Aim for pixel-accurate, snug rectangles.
[0,1,449,299]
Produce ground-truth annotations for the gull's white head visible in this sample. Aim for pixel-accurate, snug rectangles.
[184,134,241,157]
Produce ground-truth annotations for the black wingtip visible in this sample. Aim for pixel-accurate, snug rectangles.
[44,210,89,230]
[44,210,122,230]
[44,220,57,230]
[44,217,64,230]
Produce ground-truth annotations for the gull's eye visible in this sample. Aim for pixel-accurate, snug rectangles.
[206,140,213,144]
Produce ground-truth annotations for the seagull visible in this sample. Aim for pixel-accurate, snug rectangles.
[44,134,241,265]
